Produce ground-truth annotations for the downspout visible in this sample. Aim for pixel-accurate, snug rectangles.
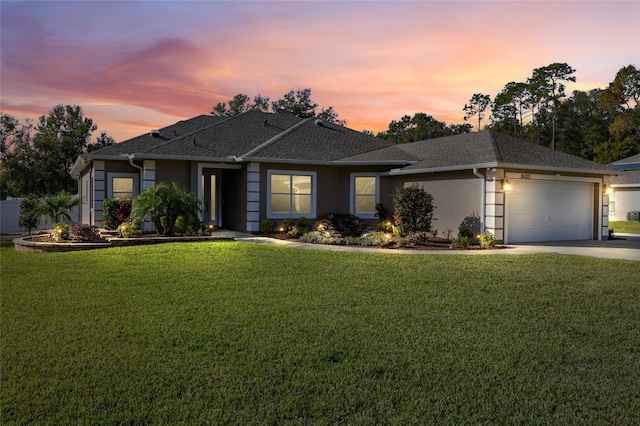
[472,168,485,234]
[127,154,144,194]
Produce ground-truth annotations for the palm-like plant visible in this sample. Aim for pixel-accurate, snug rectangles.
[131,182,201,235]
[38,190,82,225]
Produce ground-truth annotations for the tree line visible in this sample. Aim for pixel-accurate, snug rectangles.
[2,64,637,199]
[375,63,639,165]
[0,105,114,198]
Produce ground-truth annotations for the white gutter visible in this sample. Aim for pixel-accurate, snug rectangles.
[389,162,617,176]
[472,168,485,234]
[125,154,143,172]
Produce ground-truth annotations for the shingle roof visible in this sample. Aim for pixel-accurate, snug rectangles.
[246,118,394,162]
[611,153,640,170]
[77,114,616,177]
[611,170,640,185]
[365,130,616,174]
[88,115,225,156]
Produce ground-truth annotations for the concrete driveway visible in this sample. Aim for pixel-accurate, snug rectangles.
[235,233,640,261]
[508,233,640,261]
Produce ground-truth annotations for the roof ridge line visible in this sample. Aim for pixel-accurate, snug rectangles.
[239,116,314,159]
[488,130,503,162]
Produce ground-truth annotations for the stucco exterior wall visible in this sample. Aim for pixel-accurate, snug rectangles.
[405,174,482,238]
[610,188,640,221]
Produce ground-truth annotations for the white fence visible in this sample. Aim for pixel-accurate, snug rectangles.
[0,198,80,234]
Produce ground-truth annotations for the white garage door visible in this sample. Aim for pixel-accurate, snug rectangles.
[507,180,593,243]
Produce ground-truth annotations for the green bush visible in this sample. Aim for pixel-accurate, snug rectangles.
[117,221,142,238]
[281,217,295,232]
[260,219,275,234]
[297,217,309,233]
[450,236,470,249]
[175,215,186,233]
[392,183,435,236]
[18,194,41,234]
[131,182,201,236]
[51,223,70,242]
[102,198,132,230]
[315,213,368,238]
[478,232,496,248]
[287,226,303,238]
[38,191,82,225]
[69,223,101,241]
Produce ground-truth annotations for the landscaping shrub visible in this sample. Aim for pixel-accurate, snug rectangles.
[316,213,368,238]
[51,223,70,242]
[18,194,41,234]
[260,219,275,234]
[38,190,82,225]
[117,221,142,238]
[358,231,394,247]
[287,226,303,238]
[375,202,391,223]
[403,231,431,247]
[102,198,132,230]
[281,217,295,232]
[175,215,186,233]
[131,182,201,236]
[459,213,481,241]
[297,217,310,233]
[450,235,470,249]
[478,232,496,248]
[392,183,434,236]
[69,223,101,242]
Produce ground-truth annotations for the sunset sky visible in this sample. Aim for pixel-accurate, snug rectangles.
[1,1,639,142]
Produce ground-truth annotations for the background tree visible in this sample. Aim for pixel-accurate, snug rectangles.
[211,94,271,117]
[463,93,491,131]
[316,106,347,126]
[554,89,610,160]
[491,82,531,137]
[271,88,318,118]
[87,132,115,152]
[595,65,640,163]
[0,114,36,197]
[33,105,98,194]
[528,63,576,149]
[377,113,470,143]
[0,106,112,198]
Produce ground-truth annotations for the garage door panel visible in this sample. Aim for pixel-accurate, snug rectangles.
[507,180,593,243]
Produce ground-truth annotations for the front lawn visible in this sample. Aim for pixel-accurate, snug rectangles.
[610,220,640,234]
[2,242,639,424]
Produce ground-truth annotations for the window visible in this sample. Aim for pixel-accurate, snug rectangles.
[351,174,378,218]
[107,173,139,199]
[268,171,316,218]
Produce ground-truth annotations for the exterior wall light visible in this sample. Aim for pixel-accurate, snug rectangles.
[605,183,614,195]
[502,176,512,191]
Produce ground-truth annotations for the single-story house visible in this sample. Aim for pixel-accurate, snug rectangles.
[71,110,617,244]
[609,153,640,221]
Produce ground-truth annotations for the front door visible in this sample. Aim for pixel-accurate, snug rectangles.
[201,169,220,227]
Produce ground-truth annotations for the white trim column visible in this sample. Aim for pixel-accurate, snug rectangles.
[485,169,505,242]
[246,163,260,232]
[92,161,105,227]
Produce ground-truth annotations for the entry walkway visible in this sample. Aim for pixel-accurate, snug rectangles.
[232,233,640,262]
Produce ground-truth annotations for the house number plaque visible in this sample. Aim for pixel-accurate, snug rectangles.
[520,173,531,179]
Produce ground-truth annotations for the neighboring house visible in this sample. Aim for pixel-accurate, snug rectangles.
[71,110,617,244]
[609,153,640,221]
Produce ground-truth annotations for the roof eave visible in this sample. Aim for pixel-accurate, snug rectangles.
[389,162,617,176]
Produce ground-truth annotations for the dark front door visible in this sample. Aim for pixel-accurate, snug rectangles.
[202,169,220,227]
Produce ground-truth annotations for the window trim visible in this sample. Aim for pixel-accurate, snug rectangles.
[350,173,379,219]
[107,172,139,199]
[267,170,317,219]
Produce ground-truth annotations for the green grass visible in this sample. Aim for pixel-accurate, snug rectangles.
[2,241,639,424]
[610,220,640,234]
